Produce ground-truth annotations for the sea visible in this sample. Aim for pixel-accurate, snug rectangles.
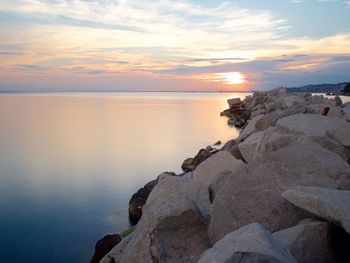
[0,92,249,263]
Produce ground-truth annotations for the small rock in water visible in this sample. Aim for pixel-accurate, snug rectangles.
[213,140,221,146]
[90,234,121,263]
[227,98,241,109]
[181,148,212,172]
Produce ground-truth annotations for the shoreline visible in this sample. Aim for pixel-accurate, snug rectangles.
[92,88,350,263]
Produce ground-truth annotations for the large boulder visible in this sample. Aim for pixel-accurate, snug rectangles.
[273,219,335,263]
[128,172,176,224]
[198,223,296,263]
[103,175,211,263]
[282,187,350,233]
[209,133,349,243]
[276,114,350,147]
[193,151,244,185]
[208,165,303,243]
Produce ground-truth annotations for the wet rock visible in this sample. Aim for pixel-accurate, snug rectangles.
[181,148,212,172]
[90,234,121,263]
[213,140,221,146]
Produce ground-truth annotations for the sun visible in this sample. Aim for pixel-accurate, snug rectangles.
[217,72,246,85]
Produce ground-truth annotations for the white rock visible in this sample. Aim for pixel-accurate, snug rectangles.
[199,223,296,263]
[282,186,350,233]
[193,151,244,185]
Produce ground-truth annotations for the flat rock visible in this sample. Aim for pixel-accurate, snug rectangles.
[273,219,335,263]
[193,151,244,184]
[282,186,350,233]
[227,98,241,108]
[198,223,296,263]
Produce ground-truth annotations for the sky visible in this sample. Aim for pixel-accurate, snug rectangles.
[0,0,349,91]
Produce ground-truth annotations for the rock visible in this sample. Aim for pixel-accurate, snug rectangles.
[90,234,121,263]
[208,171,233,203]
[234,118,246,128]
[209,132,349,243]
[283,94,305,108]
[208,164,303,243]
[220,140,246,162]
[282,186,350,233]
[103,175,211,263]
[198,223,296,263]
[255,104,306,131]
[238,130,264,162]
[227,98,241,108]
[250,108,265,119]
[276,114,350,147]
[128,172,176,224]
[227,117,235,125]
[322,107,330,116]
[193,151,244,185]
[205,145,214,152]
[213,140,221,146]
[334,95,343,106]
[273,219,335,263]
[238,114,264,141]
[181,148,212,172]
[181,158,195,172]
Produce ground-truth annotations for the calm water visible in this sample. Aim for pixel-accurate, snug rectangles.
[0,92,249,263]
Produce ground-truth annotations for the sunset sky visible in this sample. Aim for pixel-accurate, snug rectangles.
[0,0,349,91]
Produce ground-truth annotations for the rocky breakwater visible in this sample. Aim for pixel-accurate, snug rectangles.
[95,88,350,263]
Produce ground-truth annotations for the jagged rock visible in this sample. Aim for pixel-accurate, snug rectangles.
[282,187,350,233]
[103,175,211,263]
[273,219,335,263]
[198,223,296,263]
[276,114,350,147]
[90,234,121,263]
[193,151,244,184]
[220,139,246,162]
[208,171,233,203]
[181,148,212,172]
[128,172,176,224]
[227,98,241,108]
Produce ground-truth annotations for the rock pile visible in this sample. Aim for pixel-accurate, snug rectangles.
[96,88,350,263]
